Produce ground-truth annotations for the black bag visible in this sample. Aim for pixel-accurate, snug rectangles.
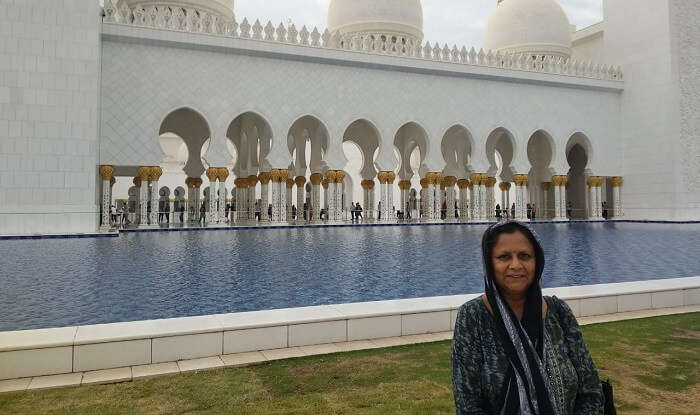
[601,379,617,415]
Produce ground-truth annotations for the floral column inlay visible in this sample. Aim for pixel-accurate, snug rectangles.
[99,165,115,231]
[310,173,322,222]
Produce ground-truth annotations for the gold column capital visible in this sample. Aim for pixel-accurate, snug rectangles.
[321,178,329,189]
[470,173,485,186]
[335,171,346,183]
[541,182,551,191]
[310,173,323,185]
[138,166,151,181]
[513,174,529,186]
[420,178,429,189]
[611,176,623,187]
[457,179,470,189]
[325,170,338,183]
[295,176,306,187]
[217,168,230,182]
[286,178,295,189]
[149,166,163,181]
[258,172,271,185]
[234,178,248,189]
[499,182,511,191]
[99,165,115,181]
[398,180,411,190]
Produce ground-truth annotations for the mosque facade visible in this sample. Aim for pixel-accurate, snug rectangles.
[0,0,698,234]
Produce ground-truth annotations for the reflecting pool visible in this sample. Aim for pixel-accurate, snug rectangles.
[1,222,699,331]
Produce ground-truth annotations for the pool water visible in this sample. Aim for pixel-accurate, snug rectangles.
[1,223,699,331]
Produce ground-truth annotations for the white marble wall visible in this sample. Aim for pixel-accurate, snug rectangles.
[0,0,101,234]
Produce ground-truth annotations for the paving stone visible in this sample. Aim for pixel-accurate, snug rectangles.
[221,351,267,367]
[260,347,306,361]
[177,357,224,373]
[299,343,342,356]
[27,373,83,390]
[132,362,180,380]
[82,367,132,385]
[0,377,31,393]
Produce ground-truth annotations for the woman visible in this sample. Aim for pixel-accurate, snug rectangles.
[452,221,603,414]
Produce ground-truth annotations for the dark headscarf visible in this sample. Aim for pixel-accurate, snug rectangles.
[482,220,557,415]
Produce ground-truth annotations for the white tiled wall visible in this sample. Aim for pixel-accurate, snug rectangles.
[0,0,101,234]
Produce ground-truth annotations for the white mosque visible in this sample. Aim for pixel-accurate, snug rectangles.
[0,0,698,234]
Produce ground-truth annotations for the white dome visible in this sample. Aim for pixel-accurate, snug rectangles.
[122,0,234,20]
[483,0,572,58]
[328,0,424,43]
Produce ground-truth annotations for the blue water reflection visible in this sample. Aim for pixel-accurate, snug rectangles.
[1,223,698,331]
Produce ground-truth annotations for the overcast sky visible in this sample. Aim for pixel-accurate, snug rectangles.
[235,0,603,47]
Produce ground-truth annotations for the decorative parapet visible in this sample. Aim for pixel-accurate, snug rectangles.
[102,1,623,82]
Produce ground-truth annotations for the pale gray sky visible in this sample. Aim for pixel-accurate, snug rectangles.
[235,0,603,47]
[102,0,604,48]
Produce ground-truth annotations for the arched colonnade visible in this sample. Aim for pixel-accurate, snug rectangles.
[98,108,625,229]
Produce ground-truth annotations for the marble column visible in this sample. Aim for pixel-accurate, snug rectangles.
[420,178,429,220]
[235,178,248,222]
[270,171,281,222]
[541,182,551,220]
[368,180,375,220]
[513,174,529,220]
[296,176,306,221]
[436,176,445,220]
[484,177,496,221]
[248,175,258,221]
[185,178,194,222]
[398,180,410,217]
[457,179,469,221]
[310,173,322,222]
[552,175,568,220]
[362,179,372,220]
[137,167,151,227]
[99,165,115,231]
[470,174,485,221]
[148,166,162,225]
[206,168,218,224]
[322,178,329,219]
[335,171,345,220]
[325,171,337,221]
[499,182,511,218]
[270,169,288,222]
[259,172,271,222]
[444,176,457,220]
[218,169,229,223]
[587,176,604,219]
[611,176,623,218]
[285,178,294,220]
[192,178,202,224]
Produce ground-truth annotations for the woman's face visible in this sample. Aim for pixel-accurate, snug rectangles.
[491,231,536,297]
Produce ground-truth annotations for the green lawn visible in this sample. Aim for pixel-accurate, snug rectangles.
[1,313,698,414]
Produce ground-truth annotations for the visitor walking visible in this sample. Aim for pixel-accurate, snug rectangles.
[199,201,206,225]
[510,203,515,219]
[179,205,185,223]
[495,204,501,220]
[531,203,537,220]
[356,203,363,223]
[378,201,382,220]
[526,203,532,219]
[602,201,608,219]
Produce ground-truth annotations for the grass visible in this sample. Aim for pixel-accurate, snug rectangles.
[1,313,698,414]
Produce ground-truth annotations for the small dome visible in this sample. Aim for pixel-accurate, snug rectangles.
[122,0,234,20]
[484,0,572,58]
[328,0,424,43]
